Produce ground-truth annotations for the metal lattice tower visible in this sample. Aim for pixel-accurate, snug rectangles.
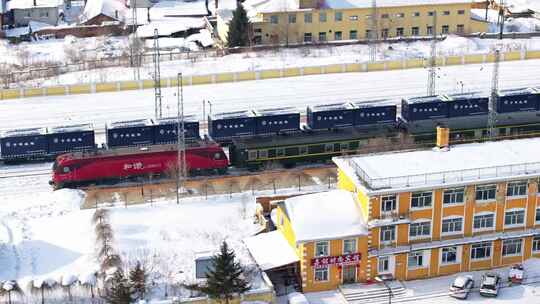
[153,29,162,119]
[488,49,500,138]
[368,0,378,62]
[427,11,437,96]
[176,73,187,205]
[130,0,140,81]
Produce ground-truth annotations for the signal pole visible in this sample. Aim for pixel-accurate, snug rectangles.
[427,11,437,96]
[176,73,187,205]
[488,2,504,138]
[153,28,162,119]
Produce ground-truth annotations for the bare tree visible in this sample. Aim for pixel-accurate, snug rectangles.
[92,208,110,225]
[79,272,98,299]
[28,279,57,304]
[61,275,77,302]
[1,280,23,304]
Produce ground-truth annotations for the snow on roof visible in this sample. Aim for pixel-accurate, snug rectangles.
[404,95,446,104]
[444,91,487,101]
[283,190,367,243]
[6,0,63,10]
[137,17,205,38]
[309,102,354,111]
[334,137,540,194]
[244,231,299,270]
[243,0,299,14]
[253,106,299,116]
[1,127,47,138]
[498,87,538,97]
[48,123,94,134]
[156,115,198,125]
[81,0,127,23]
[107,118,154,129]
[187,28,214,47]
[353,99,396,108]
[324,0,475,10]
[211,110,256,120]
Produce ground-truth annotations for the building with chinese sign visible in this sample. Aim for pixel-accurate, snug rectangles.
[333,136,540,283]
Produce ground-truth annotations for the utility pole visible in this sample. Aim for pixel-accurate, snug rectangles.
[427,11,437,96]
[176,73,187,205]
[153,28,162,120]
[488,1,504,138]
[130,0,140,81]
[368,0,378,62]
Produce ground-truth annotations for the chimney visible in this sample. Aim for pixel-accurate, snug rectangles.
[436,126,450,150]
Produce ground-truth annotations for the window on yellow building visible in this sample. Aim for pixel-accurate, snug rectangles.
[319,12,327,22]
[457,24,464,33]
[473,213,495,231]
[349,30,357,40]
[507,181,527,197]
[365,29,372,39]
[502,238,522,256]
[428,11,435,17]
[407,251,424,268]
[304,13,312,23]
[349,15,358,21]
[381,13,389,19]
[381,195,396,212]
[304,32,312,42]
[413,12,420,17]
[411,27,419,36]
[396,27,404,37]
[443,187,464,204]
[270,15,278,24]
[288,14,296,24]
[533,236,540,252]
[315,241,329,256]
[411,191,432,208]
[380,225,396,243]
[335,11,343,21]
[334,31,342,40]
[378,256,390,272]
[343,239,356,254]
[427,26,434,36]
[442,217,463,234]
[318,32,326,42]
[471,242,491,259]
[442,25,449,34]
[409,221,431,238]
[443,11,450,16]
[504,209,525,227]
[476,184,496,201]
[381,28,388,39]
[314,266,329,281]
[441,246,458,264]
[396,13,404,18]
[536,208,540,223]
[458,10,465,15]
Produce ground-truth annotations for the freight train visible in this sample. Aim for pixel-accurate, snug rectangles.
[2,87,539,188]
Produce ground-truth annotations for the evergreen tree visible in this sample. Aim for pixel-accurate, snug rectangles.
[226,3,251,47]
[129,262,147,301]
[103,270,134,304]
[188,241,250,304]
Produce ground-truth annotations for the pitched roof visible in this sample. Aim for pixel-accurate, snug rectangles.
[81,0,127,23]
[6,0,63,10]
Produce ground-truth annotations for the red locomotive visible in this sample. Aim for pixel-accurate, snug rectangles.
[50,141,228,189]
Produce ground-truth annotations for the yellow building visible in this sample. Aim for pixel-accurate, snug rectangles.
[217,0,489,45]
[333,135,540,284]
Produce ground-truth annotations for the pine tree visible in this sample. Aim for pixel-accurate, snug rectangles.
[188,241,250,304]
[103,270,134,304]
[226,3,251,47]
[129,262,147,301]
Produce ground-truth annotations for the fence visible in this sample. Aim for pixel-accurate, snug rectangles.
[2,49,540,100]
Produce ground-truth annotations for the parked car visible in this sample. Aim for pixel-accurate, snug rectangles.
[480,272,501,297]
[287,292,309,304]
[508,264,525,284]
[449,275,474,299]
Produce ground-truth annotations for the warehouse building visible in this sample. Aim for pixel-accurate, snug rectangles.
[246,131,540,293]
[217,0,489,45]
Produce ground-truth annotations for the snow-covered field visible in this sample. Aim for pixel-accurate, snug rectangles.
[0,58,538,135]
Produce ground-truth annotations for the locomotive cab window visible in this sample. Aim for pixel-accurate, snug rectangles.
[62,166,71,173]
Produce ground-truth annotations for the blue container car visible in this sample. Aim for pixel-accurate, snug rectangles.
[306,102,355,130]
[106,119,155,148]
[154,116,200,144]
[496,88,539,113]
[47,123,95,154]
[401,95,448,121]
[352,100,397,126]
[444,92,489,118]
[0,127,48,160]
[208,110,257,140]
[253,107,300,135]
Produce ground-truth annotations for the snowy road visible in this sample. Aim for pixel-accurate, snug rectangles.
[1,59,539,135]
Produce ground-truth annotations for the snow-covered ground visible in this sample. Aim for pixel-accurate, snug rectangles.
[0,58,538,135]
